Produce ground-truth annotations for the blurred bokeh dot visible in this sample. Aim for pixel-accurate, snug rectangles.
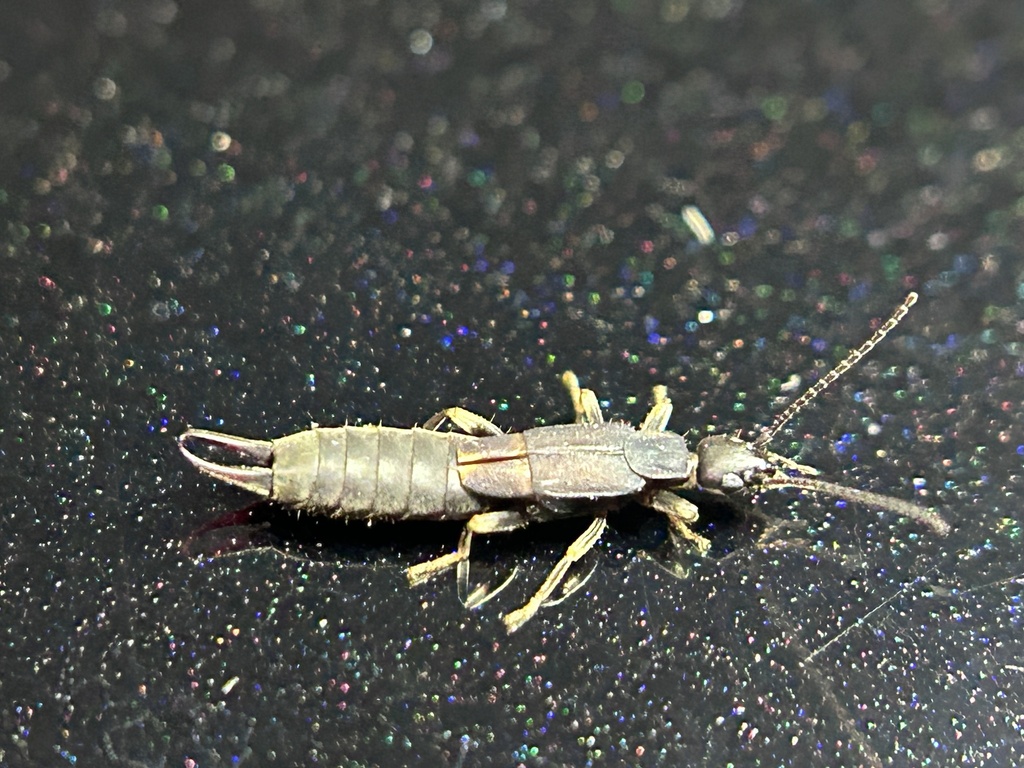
[93,77,117,101]
[622,80,645,104]
[409,29,433,55]
[208,36,236,64]
[211,132,232,152]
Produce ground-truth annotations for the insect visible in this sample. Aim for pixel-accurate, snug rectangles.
[179,293,947,632]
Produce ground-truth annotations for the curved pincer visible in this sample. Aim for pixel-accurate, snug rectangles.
[178,429,275,498]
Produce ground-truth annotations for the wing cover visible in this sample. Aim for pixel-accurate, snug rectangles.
[457,423,644,500]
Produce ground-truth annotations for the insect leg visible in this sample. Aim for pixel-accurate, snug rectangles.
[647,490,710,553]
[561,371,604,424]
[406,510,525,586]
[541,558,600,607]
[422,407,503,436]
[502,514,608,633]
[461,564,520,609]
[766,450,820,476]
[639,384,673,433]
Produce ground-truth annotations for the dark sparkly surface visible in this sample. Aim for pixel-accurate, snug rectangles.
[2,1,1024,766]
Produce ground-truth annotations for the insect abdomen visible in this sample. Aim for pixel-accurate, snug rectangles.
[271,426,482,520]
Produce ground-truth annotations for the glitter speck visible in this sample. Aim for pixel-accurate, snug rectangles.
[622,80,645,104]
[93,77,117,101]
[682,205,715,245]
[409,29,433,55]
[211,131,232,151]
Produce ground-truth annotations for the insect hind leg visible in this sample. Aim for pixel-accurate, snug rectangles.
[406,510,525,587]
[502,514,608,633]
[422,407,503,436]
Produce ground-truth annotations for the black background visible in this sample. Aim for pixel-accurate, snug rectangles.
[2,1,1023,766]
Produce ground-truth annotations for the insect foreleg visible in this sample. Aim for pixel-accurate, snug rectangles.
[647,490,710,553]
[503,514,608,633]
[406,510,525,586]
[639,385,673,433]
[765,450,820,476]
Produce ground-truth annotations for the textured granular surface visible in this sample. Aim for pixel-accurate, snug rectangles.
[2,2,1022,765]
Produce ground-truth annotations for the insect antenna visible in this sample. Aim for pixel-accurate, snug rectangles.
[757,473,950,535]
[752,292,918,449]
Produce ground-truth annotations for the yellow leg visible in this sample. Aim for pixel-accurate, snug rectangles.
[561,371,604,424]
[502,514,608,633]
[422,407,503,436]
[647,490,710,554]
[406,510,524,586]
[639,385,673,433]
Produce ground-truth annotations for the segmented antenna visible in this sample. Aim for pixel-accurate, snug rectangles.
[757,473,949,535]
[753,292,918,448]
